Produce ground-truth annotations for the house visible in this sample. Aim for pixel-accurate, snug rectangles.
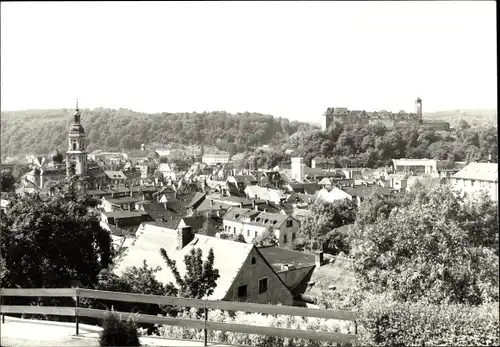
[100,196,143,212]
[101,210,154,228]
[222,207,300,246]
[392,158,444,176]
[115,223,294,305]
[158,163,178,181]
[202,152,230,165]
[227,175,258,191]
[311,157,336,170]
[317,185,394,204]
[450,162,498,202]
[244,186,286,205]
[104,171,128,186]
[257,246,318,304]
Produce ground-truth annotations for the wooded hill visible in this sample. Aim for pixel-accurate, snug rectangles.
[0,108,314,157]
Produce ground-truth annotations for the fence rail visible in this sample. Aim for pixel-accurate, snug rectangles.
[0,287,357,345]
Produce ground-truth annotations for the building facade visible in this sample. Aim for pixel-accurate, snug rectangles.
[202,152,230,165]
[450,162,498,202]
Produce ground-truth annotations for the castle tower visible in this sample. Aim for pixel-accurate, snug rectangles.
[291,157,305,182]
[66,99,88,176]
[415,98,423,124]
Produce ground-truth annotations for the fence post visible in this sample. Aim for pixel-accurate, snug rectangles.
[203,300,208,347]
[75,289,79,335]
[1,293,4,324]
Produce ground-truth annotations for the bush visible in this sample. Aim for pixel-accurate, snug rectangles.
[357,294,500,346]
[99,310,141,347]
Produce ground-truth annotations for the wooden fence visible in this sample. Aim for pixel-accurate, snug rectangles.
[0,288,357,346]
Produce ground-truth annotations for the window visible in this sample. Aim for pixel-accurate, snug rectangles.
[259,278,268,294]
[283,234,287,244]
[251,257,256,265]
[233,227,236,234]
[72,143,76,151]
[247,230,250,237]
[286,220,293,228]
[292,232,296,241]
[237,285,247,298]
[255,231,258,238]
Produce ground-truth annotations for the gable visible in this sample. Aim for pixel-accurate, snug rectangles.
[224,246,294,305]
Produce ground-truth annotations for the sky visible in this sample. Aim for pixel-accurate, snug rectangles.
[1,1,497,124]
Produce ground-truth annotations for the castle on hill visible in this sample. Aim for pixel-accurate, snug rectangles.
[322,98,450,131]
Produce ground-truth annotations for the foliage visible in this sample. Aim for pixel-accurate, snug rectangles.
[99,309,141,347]
[1,176,114,289]
[351,185,499,305]
[1,169,15,192]
[160,247,220,299]
[0,108,313,157]
[253,227,279,247]
[158,307,354,347]
[91,260,173,315]
[298,199,357,252]
[286,122,497,168]
[12,163,31,180]
[219,233,246,243]
[356,293,499,347]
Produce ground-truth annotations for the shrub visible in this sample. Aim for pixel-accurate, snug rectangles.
[356,294,500,346]
[99,309,141,347]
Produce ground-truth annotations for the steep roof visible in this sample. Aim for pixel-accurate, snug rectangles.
[258,246,316,272]
[453,162,498,182]
[104,171,127,180]
[186,192,206,208]
[223,207,292,229]
[115,223,254,300]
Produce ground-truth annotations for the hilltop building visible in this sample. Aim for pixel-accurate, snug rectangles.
[322,98,450,131]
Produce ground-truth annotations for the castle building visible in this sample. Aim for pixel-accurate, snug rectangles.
[66,101,88,176]
[322,98,449,131]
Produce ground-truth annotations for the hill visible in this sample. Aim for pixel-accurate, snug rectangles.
[423,109,497,127]
[0,108,314,157]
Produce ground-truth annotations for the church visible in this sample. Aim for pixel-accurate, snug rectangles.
[23,102,108,191]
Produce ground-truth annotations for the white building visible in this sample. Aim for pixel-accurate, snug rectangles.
[392,158,443,176]
[222,207,300,246]
[202,152,230,165]
[450,162,498,202]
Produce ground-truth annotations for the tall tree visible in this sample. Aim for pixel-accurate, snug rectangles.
[160,247,220,299]
[351,185,499,305]
[1,176,114,289]
[1,169,15,192]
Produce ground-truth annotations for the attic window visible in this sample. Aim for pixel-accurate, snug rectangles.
[251,257,256,265]
[272,220,277,225]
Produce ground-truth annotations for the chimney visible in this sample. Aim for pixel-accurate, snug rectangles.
[177,226,194,250]
[315,251,324,268]
[252,199,256,208]
[255,205,259,211]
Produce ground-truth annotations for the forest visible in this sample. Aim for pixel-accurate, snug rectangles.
[1,108,497,170]
[0,108,314,157]
[242,120,498,169]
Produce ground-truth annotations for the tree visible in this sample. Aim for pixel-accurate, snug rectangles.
[351,185,499,305]
[160,247,220,299]
[253,227,278,247]
[298,199,357,252]
[1,169,15,192]
[1,176,114,289]
[12,163,31,180]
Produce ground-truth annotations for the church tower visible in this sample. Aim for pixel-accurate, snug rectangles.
[66,100,88,176]
[415,97,423,124]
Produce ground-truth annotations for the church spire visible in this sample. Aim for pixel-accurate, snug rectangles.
[73,98,81,123]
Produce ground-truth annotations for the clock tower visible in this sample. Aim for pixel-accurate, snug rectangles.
[66,100,88,176]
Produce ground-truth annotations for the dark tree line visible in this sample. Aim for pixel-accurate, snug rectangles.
[1,108,314,157]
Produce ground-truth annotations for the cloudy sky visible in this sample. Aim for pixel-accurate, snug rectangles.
[1,1,496,123]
